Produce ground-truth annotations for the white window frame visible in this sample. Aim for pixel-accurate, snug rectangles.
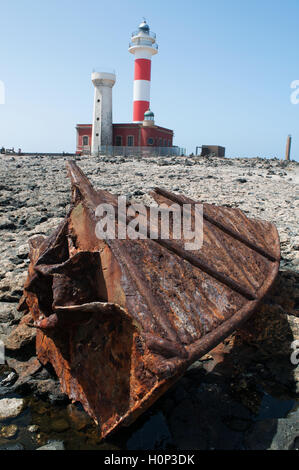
[127,135,134,146]
[115,135,123,146]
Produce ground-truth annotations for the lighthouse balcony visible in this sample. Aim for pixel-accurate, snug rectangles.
[131,30,156,40]
[129,40,158,54]
[129,39,158,48]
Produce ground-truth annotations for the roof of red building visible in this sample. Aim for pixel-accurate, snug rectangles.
[76,123,173,134]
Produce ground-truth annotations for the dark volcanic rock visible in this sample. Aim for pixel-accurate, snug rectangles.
[244,409,299,450]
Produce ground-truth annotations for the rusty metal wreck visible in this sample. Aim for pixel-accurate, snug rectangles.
[18,161,280,440]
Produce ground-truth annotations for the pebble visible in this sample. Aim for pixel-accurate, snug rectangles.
[291,237,299,251]
[0,398,25,420]
[36,440,65,450]
[28,424,39,433]
[0,424,18,439]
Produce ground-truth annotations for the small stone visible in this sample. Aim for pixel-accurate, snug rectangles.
[28,424,39,433]
[0,371,17,387]
[292,256,299,266]
[37,440,65,451]
[0,397,25,420]
[0,303,15,323]
[133,189,144,196]
[6,356,42,388]
[0,424,18,439]
[17,243,29,259]
[279,232,289,244]
[235,178,247,183]
[291,237,299,250]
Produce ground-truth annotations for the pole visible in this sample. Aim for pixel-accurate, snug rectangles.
[285,135,292,161]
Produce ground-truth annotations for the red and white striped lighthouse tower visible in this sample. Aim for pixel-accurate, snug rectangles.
[129,20,158,123]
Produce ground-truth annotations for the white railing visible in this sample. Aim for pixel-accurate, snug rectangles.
[129,40,158,50]
[131,30,156,39]
[81,146,186,157]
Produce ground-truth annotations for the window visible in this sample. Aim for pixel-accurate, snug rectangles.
[159,138,163,146]
[147,137,154,145]
[163,139,167,147]
[115,135,122,146]
[168,140,171,147]
[127,135,134,146]
[83,136,89,146]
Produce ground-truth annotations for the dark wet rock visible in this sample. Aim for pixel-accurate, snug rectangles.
[166,381,250,450]
[34,378,69,404]
[0,442,24,450]
[222,416,251,432]
[127,411,172,450]
[6,356,42,388]
[67,404,92,431]
[50,418,69,433]
[2,355,68,404]
[245,409,299,450]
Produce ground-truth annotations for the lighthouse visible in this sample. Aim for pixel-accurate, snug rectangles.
[76,20,183,156]
[91,72,116,155]
[129,20,158,123]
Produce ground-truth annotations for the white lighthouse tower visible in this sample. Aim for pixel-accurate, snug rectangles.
[129,20,158,123]
[91,72,116,155]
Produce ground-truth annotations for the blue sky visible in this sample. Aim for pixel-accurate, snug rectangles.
[1,0,298,159]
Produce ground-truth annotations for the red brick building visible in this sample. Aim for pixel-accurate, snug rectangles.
[76,121,174,155]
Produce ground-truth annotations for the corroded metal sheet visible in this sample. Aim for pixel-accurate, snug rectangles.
[19,161,280,439]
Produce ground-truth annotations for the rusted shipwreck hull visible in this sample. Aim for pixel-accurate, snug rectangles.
[20,161,280,439]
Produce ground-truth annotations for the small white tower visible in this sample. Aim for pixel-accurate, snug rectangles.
[129,20,158,123]
[91,72,116,155]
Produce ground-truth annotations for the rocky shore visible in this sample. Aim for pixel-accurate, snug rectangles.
[0,153,298,450]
